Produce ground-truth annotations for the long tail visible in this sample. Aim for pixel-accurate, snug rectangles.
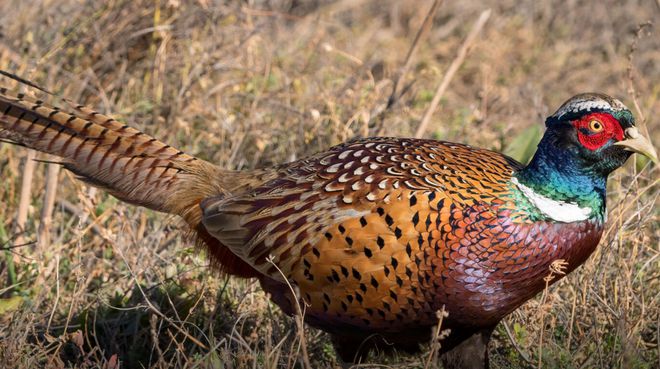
[0,74,225,224]
[0,71,266,277]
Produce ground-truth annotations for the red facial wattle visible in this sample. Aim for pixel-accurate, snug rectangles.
[573,112,624,151]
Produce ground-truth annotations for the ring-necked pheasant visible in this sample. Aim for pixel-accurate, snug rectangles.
[0,72,656,368]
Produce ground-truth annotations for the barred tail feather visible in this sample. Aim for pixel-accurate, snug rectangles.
[0,72,266,277]
[0,85,224,220]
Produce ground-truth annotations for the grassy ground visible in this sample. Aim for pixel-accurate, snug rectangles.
[0,1,658,368]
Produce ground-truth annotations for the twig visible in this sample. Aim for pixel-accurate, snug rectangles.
[46,254,60,332]
[387,0,443,110]
[321,43,363,66]
[54,199,105,236]
[0,69,54,95]
[415,9,491,138]
[626,21,652,123]
[373,0,443,136]
[0,240,36,251]
[565,289,578,351]
[150,314,166,368]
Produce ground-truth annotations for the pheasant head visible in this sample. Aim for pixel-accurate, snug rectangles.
[513,93,657,222]
[548,93,656,170]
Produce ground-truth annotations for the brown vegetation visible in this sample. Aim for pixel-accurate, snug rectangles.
[0,1,657,368]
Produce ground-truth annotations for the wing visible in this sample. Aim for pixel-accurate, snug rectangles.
[201,137,524,281]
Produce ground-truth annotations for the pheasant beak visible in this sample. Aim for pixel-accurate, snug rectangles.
[614,127,658,164]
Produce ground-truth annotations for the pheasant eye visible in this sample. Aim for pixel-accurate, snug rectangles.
[588,119,603,133]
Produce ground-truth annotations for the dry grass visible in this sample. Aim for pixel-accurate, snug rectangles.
[0,1,658,368]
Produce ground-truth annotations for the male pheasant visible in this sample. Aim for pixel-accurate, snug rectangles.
[0,73,656,368]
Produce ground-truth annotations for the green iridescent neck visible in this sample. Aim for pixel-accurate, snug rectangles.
[512,135,606,221]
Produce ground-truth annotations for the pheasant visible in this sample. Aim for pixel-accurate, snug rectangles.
[0,72,656,368]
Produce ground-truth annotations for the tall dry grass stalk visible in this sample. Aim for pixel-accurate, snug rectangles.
[267,256,312,369]
[536,259,568,369]
[38,162,61,250]
[415,8,491,138]
[14,150,36,247]
[424,307,450,369]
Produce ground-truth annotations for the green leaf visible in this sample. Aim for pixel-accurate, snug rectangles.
[635,153,652,172]
[0,296,23,315]
[504,125,543,164]
[513,322,527,344]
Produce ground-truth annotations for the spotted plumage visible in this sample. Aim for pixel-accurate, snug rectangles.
[0,72,656,369]
[201,137,603,336]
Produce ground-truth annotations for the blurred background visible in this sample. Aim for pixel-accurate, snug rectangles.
[0,1,657,368]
